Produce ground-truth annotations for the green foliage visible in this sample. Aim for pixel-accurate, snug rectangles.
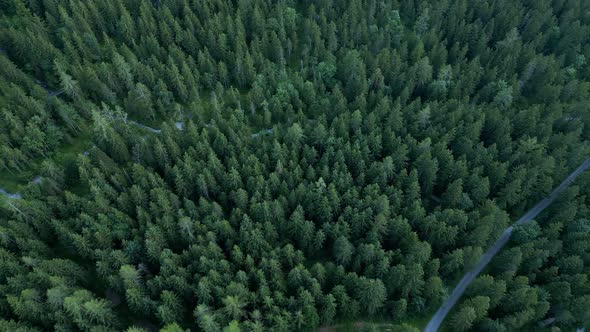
[511,221,542,244]
[1,0,590,331]
[450,306,477,332]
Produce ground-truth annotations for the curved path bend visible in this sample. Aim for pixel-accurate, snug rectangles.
[424,157,590,332]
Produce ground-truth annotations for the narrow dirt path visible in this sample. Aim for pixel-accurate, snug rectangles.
[424,157,590,332]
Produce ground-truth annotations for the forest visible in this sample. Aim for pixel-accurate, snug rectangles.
[1,0,590,331]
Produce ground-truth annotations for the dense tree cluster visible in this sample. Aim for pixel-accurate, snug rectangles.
[1,0,590,330]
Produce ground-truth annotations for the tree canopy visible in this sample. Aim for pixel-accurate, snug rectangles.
[1,0,590,330]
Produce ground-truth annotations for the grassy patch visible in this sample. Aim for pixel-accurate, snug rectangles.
[0,126,93,193]
[321,319,424,332]
[0,168,29,193]
[318,312,435,332]
[405,314,432,330]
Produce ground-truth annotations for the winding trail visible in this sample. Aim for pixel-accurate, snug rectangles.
[34,79,64,97]
[424,157,590,332]
[128,120,161,133]
[251,128,273,138]
[0,188,22,199]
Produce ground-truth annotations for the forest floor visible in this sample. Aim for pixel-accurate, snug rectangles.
[0,106,269,199]
[0,127,93,194]
[1,57,255,202]
[0,79,85,195]
[315,309,435,331]
[319,320,419,331]
[0,82,228,197]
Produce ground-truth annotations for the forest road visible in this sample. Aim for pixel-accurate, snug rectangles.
[424,157,590,332]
